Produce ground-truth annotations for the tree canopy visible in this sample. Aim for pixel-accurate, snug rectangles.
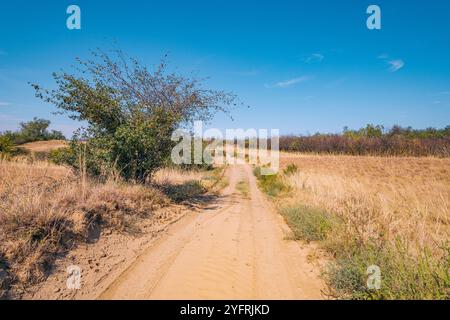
[32,50,237,182]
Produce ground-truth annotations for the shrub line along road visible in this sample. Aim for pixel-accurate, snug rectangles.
[97,164,323,300]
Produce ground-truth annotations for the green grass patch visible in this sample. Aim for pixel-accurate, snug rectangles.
[276,202,449,300]
[253,167,288,197]
[283,164,298,176]
[254,166,449,300]
[325,240,449,300]
[280,204,339,242]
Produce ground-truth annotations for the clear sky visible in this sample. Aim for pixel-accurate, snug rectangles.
[0,0,449,137]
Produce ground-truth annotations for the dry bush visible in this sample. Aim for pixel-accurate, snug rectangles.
[153,167,206,185]
[0,159,169,297]
[152,167,226,203]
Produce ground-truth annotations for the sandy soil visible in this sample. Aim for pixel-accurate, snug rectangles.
[98,164,325,300]
[24,164,325,300]
[19,140,68,152]
[22,205,188,300]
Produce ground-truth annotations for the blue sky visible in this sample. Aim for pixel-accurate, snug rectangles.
[0,0,449,137]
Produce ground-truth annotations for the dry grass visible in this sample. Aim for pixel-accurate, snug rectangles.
[258,153,449,299]
[0,160,219,298]
[153,167,206,185]
[19,140,68,153]
[152,166,227,203]
[280,154,449,248]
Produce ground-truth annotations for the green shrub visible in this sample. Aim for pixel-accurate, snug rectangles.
[276,201,449,299]
[283,164,298,176]
[49,146,77,165]
[0,136,14,156]
[2,118,65,145]
[253,167,288,197]
[326,240,449,300]
[32,49,235,183]
[280,204,338,242]
[165,138,215,172]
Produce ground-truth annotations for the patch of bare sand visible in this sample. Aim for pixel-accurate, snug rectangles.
[25,164,325,300]
[98,165,325,300]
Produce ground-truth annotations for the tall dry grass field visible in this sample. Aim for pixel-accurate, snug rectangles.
[275,153,449,299]
[280,154,449,246]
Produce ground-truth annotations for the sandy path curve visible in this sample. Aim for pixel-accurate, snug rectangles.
[98,164,324,299]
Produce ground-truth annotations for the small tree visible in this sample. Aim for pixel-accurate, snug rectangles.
[4,118,66,144]
[32,50,237,182]
[19,118,51,142]
[0,135,14,156]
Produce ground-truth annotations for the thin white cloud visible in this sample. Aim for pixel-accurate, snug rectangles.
[265,76,312,89]
[0,101,12,106]
[303,53,324,63]
[388,60,405,72]
[378,54,405,72]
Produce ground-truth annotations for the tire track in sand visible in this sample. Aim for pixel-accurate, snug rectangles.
[98,164,324,299]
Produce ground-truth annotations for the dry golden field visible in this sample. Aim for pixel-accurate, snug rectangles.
[19,140,68,153]
[273,153,449,298]
[279,153,449,246]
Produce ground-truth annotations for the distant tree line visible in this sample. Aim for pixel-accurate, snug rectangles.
[278,124,450,157]
[0,117,65,145]
[0,118,66,155]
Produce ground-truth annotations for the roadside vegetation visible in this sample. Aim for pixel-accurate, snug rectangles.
[31,49,236,183]
[279,124,450,157]
[0,118,66,161]
[0,49,232,299]
[254,154,449,299]
[0,158,225,298]
[0,118,65,146]
[153,166,227,203]
[253,167,288,197]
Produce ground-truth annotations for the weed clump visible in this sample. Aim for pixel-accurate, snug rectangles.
[280,205,338,242]
[253,167,288,197]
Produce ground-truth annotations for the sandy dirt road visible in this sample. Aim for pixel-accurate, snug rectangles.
[98,164,324,299]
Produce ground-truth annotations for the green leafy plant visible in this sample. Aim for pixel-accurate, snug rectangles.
[1,118,65,145]
[253,167,288,197]
[280,204,338,242]
[32,49,237,182]
[0,136,14,157]
[283,164,298,176]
